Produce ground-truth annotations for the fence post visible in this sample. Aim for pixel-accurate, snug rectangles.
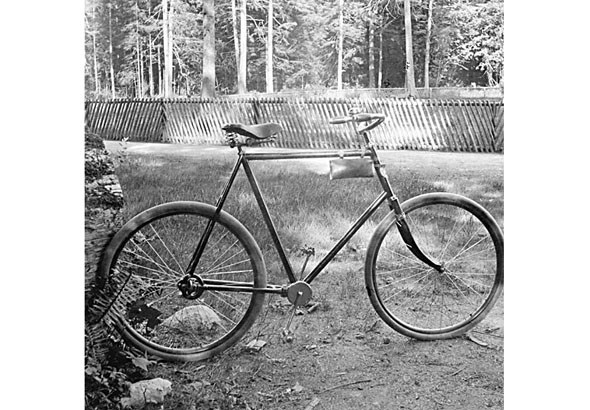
[251,98,262,124]
[491,102,504,152]
[159,99,168,143]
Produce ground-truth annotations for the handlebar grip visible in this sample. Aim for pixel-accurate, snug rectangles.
[329,113,386,125]
[329,116,352,125]
[353,113,374,122]
[355,113,386,122]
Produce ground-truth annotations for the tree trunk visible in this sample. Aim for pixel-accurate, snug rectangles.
[265,0,274,93]
[337,0,344,90]
[135,0,143,97]
[91,4,100,93]
[231,0,240,90]
[424,0,434,93]
[147,5,154,97]
[238,0,247,94]
[157,45,162,95]
[377,17,383,89]
[201,0,216,97]
[162,0,174,98]
[108,5,116,98]
[403,0,416,97]
[368,17,375,88]
[148,31,154,97]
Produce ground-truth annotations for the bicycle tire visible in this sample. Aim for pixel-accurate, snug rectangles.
[365,193,503,340]
[98,201,267,361]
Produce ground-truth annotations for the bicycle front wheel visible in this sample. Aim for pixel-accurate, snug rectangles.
[365,193,503,340]
[98,201,267,361]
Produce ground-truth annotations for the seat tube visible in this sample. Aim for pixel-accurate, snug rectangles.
[241,157,297,283]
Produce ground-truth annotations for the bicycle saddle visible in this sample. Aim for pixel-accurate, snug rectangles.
[222,123,282,140]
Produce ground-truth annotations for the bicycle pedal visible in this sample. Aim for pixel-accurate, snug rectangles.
[281,329,294,343]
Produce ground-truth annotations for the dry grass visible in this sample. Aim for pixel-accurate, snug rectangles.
[108,142,504,409]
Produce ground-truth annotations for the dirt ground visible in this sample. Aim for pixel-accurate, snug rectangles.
[142,270,503,410]
[105,142,504,409]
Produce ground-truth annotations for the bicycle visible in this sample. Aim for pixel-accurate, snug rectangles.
[98,111,504,362]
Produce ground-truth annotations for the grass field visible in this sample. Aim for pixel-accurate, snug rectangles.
[105,141,505,409]
[109,141,503,286]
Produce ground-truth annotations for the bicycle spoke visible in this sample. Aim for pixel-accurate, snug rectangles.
[141,229,178,276]
[202,239,243,273]
[123,245,178,278]
[202,257,251,276]
[378,266,433,289]
[202,268,253,276]
[376,263,430,276]
[128,240,184,279]
[206,290,248,311]
[447,245,495,265]
[443,272,479,306]
[150,224,186,274]
[119,259,178,282]
[451,271,496,277]
[198,299,237,328]
[436,215,466,261]
[445,270,491,296]
[445,231,488,266]
[382,269,435,304]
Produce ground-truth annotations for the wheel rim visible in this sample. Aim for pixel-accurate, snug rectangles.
[109,210,260,355]
[373,200,501,335]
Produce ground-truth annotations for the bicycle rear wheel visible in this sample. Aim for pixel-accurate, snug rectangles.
[365,193,503,340]
[98,201,267,361]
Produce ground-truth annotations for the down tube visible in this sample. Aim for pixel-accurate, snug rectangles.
[303,192,389,284]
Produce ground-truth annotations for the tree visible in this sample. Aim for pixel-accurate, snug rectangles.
[107,2,116,97]
[85,0,101,93]
[368,16,376,88]
[424,0,433,91]
[162,0,173,97]
[336,0,344,90]
[202,0,216,97]
[231,0,240,90]
[238,0,247,94]
[265,0,274,93]
[84,0,504,97]
[403,0,416,96]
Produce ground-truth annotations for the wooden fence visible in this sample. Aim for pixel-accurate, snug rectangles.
[85,97,504,152]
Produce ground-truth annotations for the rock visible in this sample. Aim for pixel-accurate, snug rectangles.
[246,339,267,352]
[161,305,221,331]
[121,378,172,409]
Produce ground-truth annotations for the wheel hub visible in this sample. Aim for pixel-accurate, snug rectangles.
[177,275,205,300]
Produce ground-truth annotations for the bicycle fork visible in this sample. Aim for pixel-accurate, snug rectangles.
[367,135,443,272]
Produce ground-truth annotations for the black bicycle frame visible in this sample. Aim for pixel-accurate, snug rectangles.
[186,141,442,294]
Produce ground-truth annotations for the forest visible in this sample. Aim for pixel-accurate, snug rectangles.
[84,0,503,99]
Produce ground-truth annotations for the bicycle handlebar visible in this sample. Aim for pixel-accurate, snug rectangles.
[329,112,385,133]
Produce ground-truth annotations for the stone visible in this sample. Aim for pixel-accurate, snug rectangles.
[121,378,172,409]
[160,305,222,331]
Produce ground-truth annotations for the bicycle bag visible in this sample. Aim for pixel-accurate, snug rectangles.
[329,158,374,180]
